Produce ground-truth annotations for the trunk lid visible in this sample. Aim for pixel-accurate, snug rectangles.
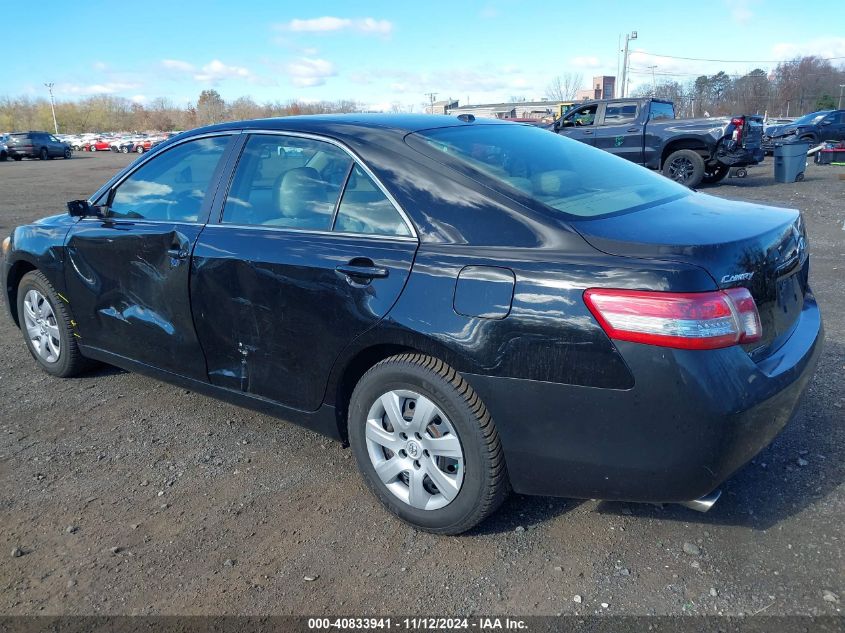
[572,193,808,359]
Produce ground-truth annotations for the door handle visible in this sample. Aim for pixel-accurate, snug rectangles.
[582,130,593,135]
[167,247,189,260]
[336,264,389,280]
[627,128,640,132]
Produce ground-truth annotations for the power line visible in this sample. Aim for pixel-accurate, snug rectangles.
[632,51,845,64]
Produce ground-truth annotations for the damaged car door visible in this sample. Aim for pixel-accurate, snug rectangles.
[63,134,234,379]
[189,132,418,411]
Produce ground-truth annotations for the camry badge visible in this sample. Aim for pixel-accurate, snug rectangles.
[721,272,754,284]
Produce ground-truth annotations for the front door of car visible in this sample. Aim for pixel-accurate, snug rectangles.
[190,132,418,411]
[592,101,644,164]
[556,103,599,146]
[819,111,845,141]
[63,134,235,380]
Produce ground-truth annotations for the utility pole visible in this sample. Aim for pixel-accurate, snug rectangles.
[424,92,437,114]
[44,82,58,134]
[647,65,657,95]
[839,84,845,109]
[620,31,637,98]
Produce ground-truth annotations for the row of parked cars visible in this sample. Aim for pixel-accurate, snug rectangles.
[0,130,181,161]
[60,132,177,154]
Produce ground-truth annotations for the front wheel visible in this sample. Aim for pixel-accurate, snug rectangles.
[135,145,144,154]
[17,271,89,377]
[64,148,72,159]
[0,151,7,161]
[701,163,730,184]
[39,147,48,160]
[662,149,705,188]
[348,354,509,534]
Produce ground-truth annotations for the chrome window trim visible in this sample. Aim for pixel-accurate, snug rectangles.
[202,222,418,243]
[230,129,418,241]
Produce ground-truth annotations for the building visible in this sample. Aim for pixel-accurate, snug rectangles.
[447,100,556,120]
[576,76,616,101]
[425,99,459,115]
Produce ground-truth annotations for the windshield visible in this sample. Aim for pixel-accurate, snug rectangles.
[792,111,830,125]
[409,123,690,219]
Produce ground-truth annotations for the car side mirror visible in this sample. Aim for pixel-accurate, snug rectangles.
[67,199,103,218]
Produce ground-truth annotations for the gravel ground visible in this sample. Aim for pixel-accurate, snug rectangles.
[0,152,842,616]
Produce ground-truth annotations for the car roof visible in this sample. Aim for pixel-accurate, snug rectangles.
[187,113,509,138]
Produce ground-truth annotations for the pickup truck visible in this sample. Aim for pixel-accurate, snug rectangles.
[552,98,765,188]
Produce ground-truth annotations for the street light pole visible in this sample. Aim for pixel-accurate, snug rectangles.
[44,83,58,134]
[620,31,637,98]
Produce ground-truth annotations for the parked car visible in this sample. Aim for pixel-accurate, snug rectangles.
[1,115,822,534]
[553,98,765,187]
[5,131,72,160]
[85,138,114,152]
[763,110,845,153]
[0,134,8,161]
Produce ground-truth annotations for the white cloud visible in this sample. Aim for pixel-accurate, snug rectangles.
[93,61,109,71]
[161,59,195,72]
[194,60,253,84]
[58,82,141,95]
[725,0,760,25]
[279,16,393,35]
[479,5,500,19]
[286,57,337,87]
[130,95,147,104]
[772,36,845,60]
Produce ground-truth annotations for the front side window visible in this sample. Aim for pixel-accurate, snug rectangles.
[109,136,230,222]
[408,124,691,219]
[333,165,411,236]
[222,135,353,229]
[569,104,598,127]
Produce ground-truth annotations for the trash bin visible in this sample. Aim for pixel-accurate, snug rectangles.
[773,142,810,183]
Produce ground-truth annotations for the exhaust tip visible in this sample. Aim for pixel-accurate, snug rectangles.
[678,489,721,513]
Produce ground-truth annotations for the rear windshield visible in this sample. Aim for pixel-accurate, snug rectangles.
[408,124,689,219]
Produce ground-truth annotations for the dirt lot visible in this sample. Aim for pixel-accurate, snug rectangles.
[0,152,842,616]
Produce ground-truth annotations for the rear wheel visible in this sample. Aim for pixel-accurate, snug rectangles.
[13,155,22,161]
[120,146,129,153]
[39,147,48,160]
[348,353,509,534]
[135,145,144,154]
[701,163,730,185]
[0,150,6,161]
[17,271,89,378]
[662,149,705,188]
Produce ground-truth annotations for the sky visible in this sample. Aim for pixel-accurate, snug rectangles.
[5,0,845,111]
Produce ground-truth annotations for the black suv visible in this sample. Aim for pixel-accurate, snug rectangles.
[763,110,845,152]
[6,131,72,161]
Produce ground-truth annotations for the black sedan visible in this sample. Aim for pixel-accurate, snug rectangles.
[1,115,823,534]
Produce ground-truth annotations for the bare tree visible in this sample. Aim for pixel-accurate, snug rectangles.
[545,73,584,101]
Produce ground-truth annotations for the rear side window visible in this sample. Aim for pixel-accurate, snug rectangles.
[222,134,352,230]
[408,124,690,219]
[333,165,411,236]
[108,136,230,222]
[649,102,675,121]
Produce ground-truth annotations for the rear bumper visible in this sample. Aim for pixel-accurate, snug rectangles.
[718,146,765,167]
[465,293,823,502]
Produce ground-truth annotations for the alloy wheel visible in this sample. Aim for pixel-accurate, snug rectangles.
[365,389,465,511]
[22,289,61,363]
[668,156,694,182]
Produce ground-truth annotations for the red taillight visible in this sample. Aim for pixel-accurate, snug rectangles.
[583,288,762,350]
[731,117,744,144]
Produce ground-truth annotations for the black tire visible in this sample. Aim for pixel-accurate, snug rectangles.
[16,271,89,378]
[348,353,509,534]
[64,148,72,159]
[0,151,7,162]
[701,163,730,185]
[13,155,22,161]
[120,146,129,153]
[39,147,48,160]
[662,149,705,188]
